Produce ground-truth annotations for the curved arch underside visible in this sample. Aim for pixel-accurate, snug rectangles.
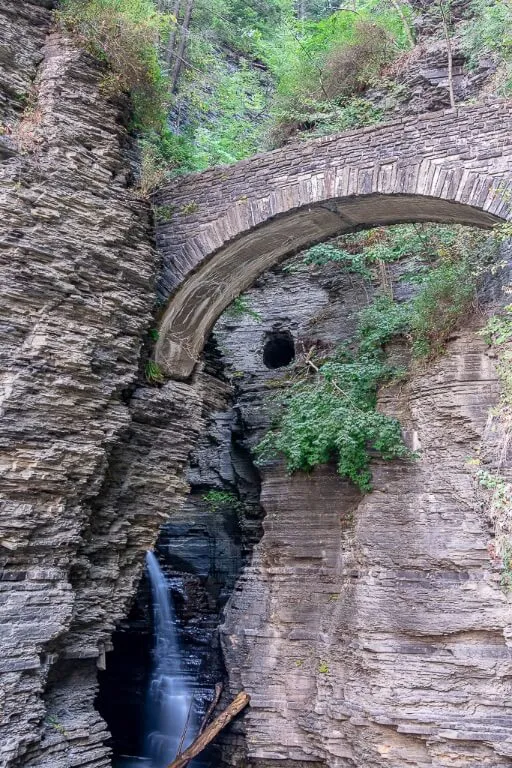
[153,103,512,380]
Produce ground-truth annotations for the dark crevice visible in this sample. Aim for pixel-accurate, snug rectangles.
[263,329,295,369]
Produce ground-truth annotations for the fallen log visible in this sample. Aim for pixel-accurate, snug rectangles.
[165,691,250,768]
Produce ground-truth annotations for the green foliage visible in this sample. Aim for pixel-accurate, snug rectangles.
[462,0,512,93]
[140,128,198,190]
[479,304,512,346]
[494,221,512,242]
[255,365,409,492]
[58,0,170,130]
[301,242,372,276]
[267,3,413,145]
[175,58,271,171]
[357,294,411,355]
[255,296,412,492]
[479,305,512,416]
[298,224,464,276]
[475,469,512,588]
[318,661,329,673]
[410,258,476,358]
[224,295,262,321]
[59,0,414,171]
[255,224,499,489]
[321,20,396,99]
[145,359,164,383]
[501,542,512,590]
[203,489,243,513]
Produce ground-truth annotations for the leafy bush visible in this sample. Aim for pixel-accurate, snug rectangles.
[462,0,512,93]
[322,21,395,98]
[266,2,412,145]
[410,258,476,359]
[357,294,411,355]
[301,242,372,276]
[299,224,461,274]
[203,489,243,513]
[256,293,412,491]
[480,304,512,345]
[58,0,170,130]
[255,352,409,492]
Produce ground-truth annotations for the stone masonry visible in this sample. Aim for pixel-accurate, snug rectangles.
[154,102,512,379]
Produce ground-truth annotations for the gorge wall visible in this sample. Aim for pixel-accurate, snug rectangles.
[1,3,512,768]
[0,3,202,766]
[211,256,512,768]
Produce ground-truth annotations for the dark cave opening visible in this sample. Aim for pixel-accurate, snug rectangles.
[95,573,153,762]
[263,330,295,369]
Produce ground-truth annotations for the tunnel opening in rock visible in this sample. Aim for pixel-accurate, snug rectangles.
[263,330,295,369]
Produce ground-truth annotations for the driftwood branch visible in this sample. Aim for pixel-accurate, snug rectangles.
[165,691,250,768]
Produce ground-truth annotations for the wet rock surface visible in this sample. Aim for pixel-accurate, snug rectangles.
[97,347,264,764]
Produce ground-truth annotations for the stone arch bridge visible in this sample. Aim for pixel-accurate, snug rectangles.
[154,101,512,379]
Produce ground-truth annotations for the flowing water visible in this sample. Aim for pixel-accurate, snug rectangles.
[141,550,195,768]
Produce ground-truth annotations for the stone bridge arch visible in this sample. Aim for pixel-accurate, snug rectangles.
[153,102,512,380]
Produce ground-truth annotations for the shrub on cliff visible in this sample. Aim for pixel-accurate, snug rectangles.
[255,296,413,492]
[321,20,396,99]
[462,0,512,94]
[58,0,170,129]
[266,3,413,145]
[255,224,497,489]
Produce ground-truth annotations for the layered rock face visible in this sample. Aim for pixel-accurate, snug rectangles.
[1,5,512,768]
[214,257,512,768]
[97,346,264,761]
[0,5,200,766]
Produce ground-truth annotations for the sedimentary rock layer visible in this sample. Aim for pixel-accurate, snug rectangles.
[216,258,512,767]
[0,4,159,764]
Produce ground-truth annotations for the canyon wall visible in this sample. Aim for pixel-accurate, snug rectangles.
[1,5,512,768]
[213,256,512,768]
[0,4,200,766]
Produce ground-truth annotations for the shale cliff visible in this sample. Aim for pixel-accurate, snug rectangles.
[0,3,200,766]
[212,256,512,768]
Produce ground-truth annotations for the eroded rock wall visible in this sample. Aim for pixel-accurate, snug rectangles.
[0,5,200,766]
[214,256,512,768]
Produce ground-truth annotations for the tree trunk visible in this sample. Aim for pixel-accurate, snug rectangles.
[166,0,183,69]
[388,0,415,48]
[165,692,250,768]
[170,0,194,93]
[439,1,456,108]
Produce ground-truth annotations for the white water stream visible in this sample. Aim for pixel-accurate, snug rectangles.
[143,550,195,768]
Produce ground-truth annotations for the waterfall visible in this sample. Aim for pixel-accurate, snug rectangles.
[144,551,195,768]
